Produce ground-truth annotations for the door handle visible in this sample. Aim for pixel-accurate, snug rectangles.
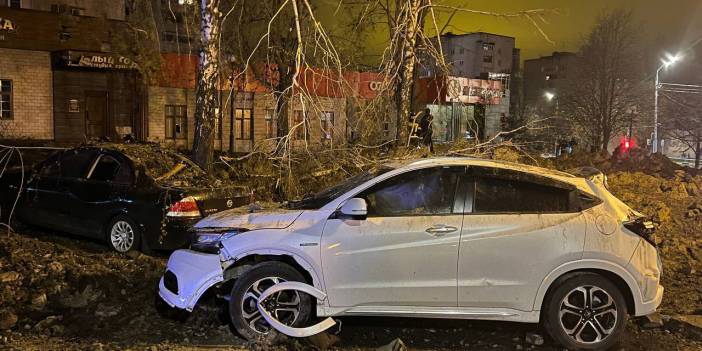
[425,224,458,236]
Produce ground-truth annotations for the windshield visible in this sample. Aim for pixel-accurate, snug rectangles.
[287,166,393,210]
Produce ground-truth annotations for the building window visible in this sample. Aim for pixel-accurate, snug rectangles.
[482,43,494,51]
[0,80,12,119]
[320,111,334,141]
[458,60,464,66]
[264,109,277,138]
[483,55,493,63]
[235,108,253,140]
[3,0,21,8]
[293,110,306,139]
[459,48,465,54]
[70,7,84,16]
[165,105,187,140]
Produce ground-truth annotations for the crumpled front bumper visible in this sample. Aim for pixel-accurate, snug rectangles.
[158,249,224,311]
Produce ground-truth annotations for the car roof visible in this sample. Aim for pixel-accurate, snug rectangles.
[394,157,583,186]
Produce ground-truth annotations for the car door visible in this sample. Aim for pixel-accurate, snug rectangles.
[22,150,98,232]
[69,152,134,237]
[53,149,100,233]
[457,166,588,312]
[21,153,63,228]
[321,165,465,308]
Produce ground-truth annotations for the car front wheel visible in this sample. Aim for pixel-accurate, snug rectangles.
[544,272,628,350]
[229,261,312,341]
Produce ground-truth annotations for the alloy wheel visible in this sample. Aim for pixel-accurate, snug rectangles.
[240,277,302,334]
[558,285,618,344]
[110,220,135,252]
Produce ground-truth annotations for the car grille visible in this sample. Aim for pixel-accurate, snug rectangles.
[163,270,179,295]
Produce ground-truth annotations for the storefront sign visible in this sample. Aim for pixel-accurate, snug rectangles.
[65,53,138,70]
[368,81,383,91]
[0,18,16,32]
[445,76,503,105]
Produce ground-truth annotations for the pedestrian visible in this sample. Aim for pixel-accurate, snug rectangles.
[418,108,434,153]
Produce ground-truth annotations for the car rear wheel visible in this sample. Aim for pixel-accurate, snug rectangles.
[229,261,312,341]
[107,216,140,253]
[544,272,628,350]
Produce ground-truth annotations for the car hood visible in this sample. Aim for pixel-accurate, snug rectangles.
[194,208,304,231]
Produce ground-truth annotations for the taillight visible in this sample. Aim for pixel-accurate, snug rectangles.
[167,196,201,217]
[624,217,656,246]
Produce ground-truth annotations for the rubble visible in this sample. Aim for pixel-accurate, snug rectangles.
[639,312,665,329]
[524,332,544,346]
[0,310,17,330]
[665,315,702,340]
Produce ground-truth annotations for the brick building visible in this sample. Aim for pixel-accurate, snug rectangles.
[0,48,53,139]
[148,54,375,152]
[0,5,143,142]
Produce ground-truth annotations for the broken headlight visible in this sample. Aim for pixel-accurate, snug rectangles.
[623,217,656,247]
[191,229,243,253]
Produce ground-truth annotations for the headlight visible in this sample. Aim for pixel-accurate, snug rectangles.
[191,230,241,253]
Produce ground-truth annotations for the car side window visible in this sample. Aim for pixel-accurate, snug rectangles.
[59,150,98,179]
[39,154,61,177]
[359,167,461,217]
[474,175,571,213]
[89,155,132,184]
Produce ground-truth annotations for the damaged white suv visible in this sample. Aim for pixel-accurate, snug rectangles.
[158,158,663,350]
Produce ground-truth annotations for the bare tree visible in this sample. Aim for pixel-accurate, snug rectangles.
[560,9,646,151]
[191,0,222,170]
[663,93,702,168]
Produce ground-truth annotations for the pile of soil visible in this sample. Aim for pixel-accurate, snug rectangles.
[607,171,702,315]
[0,230,246,349]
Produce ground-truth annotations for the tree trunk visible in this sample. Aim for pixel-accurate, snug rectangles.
[696,139,701,169]
[191,0,221,171]
[275,64,293,142]
[394,0,426,146]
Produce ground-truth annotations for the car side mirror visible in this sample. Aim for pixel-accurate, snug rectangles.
[339,198,367,220]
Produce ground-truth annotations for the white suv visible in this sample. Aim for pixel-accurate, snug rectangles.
[158,158,663,350]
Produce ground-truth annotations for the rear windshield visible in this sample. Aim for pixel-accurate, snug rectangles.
[92,143,209,187]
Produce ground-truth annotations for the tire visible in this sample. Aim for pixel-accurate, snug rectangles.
[543,272,628,351]
[106,215,140,253]
[229,261,313,341]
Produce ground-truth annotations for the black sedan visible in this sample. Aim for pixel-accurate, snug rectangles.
[1,144,250,253]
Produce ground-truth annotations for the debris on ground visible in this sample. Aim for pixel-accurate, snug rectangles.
[664,315,702,340]
[639,312,665,329]
[524,332,544,346]
[376,338,407,351]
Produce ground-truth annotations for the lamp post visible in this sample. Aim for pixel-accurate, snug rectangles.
[653,53,682,153]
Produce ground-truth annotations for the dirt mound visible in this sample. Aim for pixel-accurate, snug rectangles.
[0,229,241,347]
[607,172,702,314]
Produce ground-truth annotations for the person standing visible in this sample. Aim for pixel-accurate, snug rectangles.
[418,108,434,153]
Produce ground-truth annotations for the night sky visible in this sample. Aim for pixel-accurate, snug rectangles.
[322,0,702,67]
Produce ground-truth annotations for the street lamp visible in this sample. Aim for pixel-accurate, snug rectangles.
[653,52,682,153]
[544,91,555,101]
